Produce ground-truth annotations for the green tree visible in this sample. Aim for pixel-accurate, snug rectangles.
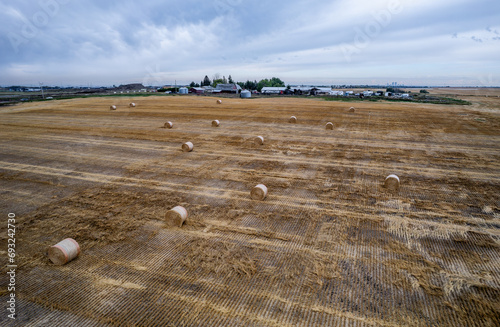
[203,75,211,86]
[189,81,196,87]
[242,80,256,90]
[255,77,285,92]
[212,78,224,87]
[212,73,222,87]
[256,79,269,92]
[269,77,285,87]
[228,75,234,84]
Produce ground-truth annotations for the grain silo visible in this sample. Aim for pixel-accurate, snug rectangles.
[240,90,251,98]
[179,87,189,94]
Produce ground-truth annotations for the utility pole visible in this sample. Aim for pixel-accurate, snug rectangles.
[39,82,45,99]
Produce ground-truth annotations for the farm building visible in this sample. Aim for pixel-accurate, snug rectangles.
[189,87,205,94]
[216,83,242,93]
[261,87,287,94]
[290,86,314,95]
[310,87,332,95]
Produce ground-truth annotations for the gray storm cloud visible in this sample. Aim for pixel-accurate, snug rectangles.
[1,0,499,86]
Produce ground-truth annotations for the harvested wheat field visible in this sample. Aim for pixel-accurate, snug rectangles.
[1,93,499,326]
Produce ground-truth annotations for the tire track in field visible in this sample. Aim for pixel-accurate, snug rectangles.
[1,122,499,155]
[6,142,488,198]
[121,148,500,183]
[0,144,150,166]
[7,132,500,175]
[2,160,488,235]
[2,134,498,183]
[0,160,326,213]
[0,160,404,223]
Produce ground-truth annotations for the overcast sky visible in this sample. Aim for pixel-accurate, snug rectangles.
[1,0,499,86]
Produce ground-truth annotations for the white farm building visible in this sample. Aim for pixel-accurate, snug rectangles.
[261,87,287,94]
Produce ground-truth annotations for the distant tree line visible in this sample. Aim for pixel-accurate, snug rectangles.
[188,75,285,92]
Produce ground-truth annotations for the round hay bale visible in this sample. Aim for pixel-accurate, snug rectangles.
[251,184,268,201]
[384,174,400,191]
[129,102,136,107]
[164,121,173,129]
[254,136,264,145]
[217,99,222,104]
[182,142,194,152]
[212,120,220,127]
[289,116,297,123]
[165,206,188,227]
[110,105,117,110]
[48,238,80,265]
[349,107,355,112]
[326,122,334,130]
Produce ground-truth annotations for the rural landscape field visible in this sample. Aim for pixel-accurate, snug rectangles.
[1,90,499,326]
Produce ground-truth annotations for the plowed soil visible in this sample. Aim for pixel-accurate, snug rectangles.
[1,91,499,326]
